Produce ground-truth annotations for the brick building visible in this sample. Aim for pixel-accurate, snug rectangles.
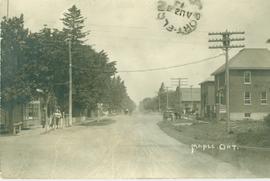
[212,48,270,121]
[200,77,215,120]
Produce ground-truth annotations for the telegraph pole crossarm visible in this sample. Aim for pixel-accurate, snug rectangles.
[208,30,245,133]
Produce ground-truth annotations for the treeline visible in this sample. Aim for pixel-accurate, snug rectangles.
[1,5,136,118]
[139,82,180,112]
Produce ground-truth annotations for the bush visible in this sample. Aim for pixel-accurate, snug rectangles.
[264,114,270,127]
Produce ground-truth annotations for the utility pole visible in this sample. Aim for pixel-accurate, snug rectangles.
[155,91,161,112]
[166,87,169,109]
[0,28,2,128]
[190,85,193,112]
[171,78,188,115]
[158,93,161,112]
[165,86,174,110]
[68,39,73,126]
[209,30,245,133]
[6,0,9,18]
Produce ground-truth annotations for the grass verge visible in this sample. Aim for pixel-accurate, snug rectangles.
[158,120,270,177]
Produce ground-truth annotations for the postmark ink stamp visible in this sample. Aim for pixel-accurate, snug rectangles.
[157,0,203,35]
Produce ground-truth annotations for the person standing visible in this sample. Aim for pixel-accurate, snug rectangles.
[54,109,62,129]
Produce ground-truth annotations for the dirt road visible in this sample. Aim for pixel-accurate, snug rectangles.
[0,114,254,178]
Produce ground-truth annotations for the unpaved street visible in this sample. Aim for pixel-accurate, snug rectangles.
[0,114,253,178]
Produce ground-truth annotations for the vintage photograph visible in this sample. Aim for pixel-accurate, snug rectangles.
[0,0,270,179]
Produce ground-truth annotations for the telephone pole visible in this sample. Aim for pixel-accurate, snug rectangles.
[166,87,169,109]
[0,28,2,128]
[171,78,188,115]
[190,85,193,112]
[155,91,161,112]
[165,86,174,109]
[7,0,9,18]
[208,30,245,133]
[68,39,73,126]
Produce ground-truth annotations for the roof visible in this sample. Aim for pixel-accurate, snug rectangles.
[181,88,200,102]
[212,48,270,75]
[199,77,215,85]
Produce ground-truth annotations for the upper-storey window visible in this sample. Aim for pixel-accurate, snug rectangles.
[244,91,251,105]
[261,91,267,105]
[244,71,251,84]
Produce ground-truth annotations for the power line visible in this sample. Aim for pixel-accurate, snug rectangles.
[69,53,224,74]
[59,53,224,74]
[118,53,224,73]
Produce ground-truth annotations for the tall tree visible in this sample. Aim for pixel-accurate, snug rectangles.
[105,76,136,113]
[71,47,116,115]
[61,5,89,43]
[18,26,69,117]
[158,82,166,111]
[2,7,135,126]
[1,15,29,127]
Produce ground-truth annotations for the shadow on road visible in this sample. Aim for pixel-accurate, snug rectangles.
[80,118,116,127]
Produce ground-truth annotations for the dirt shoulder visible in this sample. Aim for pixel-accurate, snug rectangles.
[157,119,270,178]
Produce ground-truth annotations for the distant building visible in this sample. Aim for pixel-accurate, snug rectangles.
[200,77,215,120]
[181,88,201,114]
[212,48,270,121]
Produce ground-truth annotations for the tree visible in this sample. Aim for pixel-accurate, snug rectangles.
[71,47,117,116]
[2,6,135,128]
[61,5,89,43]
[16,26,70,121]
[1,15,29,128]
[140,82,181,113]
[121,95,136,113]
[158,82,166,111]
[108,76,127,112]
[60,5,137,115]
[104,76,136,113]
[139,97,158,112]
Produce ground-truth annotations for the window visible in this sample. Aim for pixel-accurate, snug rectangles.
[244,113,251,118]
[244,71,251,84]
[244,91,251,105]
[261,92,267,105]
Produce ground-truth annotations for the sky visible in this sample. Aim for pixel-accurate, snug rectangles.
[1,0,270,104]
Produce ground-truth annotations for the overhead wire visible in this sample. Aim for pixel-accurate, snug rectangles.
[69,53,224,73]
[117,53,224,73]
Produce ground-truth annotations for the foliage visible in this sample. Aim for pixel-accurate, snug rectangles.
[1,5,135,119]
[61,5,89,43]
[105,76,136,113]
[139,82,179,112]
[158,82,167,111]
[264,114,270,127]
[1,15,30,106]
[139,97,158,112]
[18,26,69,114]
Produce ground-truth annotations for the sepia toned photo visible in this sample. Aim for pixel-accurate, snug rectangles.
[0,0,270,179]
